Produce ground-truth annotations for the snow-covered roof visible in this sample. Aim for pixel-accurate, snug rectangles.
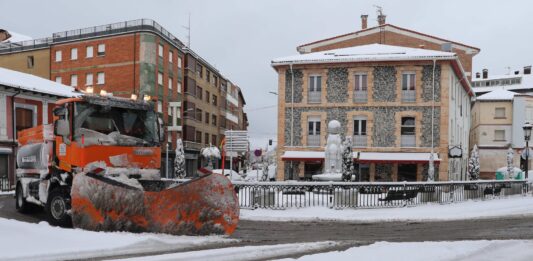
[1,30,32,43]
[476,89,518,101]
[0,67,79,97]
[272,44,457,66]
[358,152,440,162]
[473,73,533,94]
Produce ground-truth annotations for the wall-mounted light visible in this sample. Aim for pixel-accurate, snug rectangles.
[85,86,94,94]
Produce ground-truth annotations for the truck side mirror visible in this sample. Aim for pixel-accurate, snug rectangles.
[55,119,70,144]
[53,106,67,116]
[158,117,164,143]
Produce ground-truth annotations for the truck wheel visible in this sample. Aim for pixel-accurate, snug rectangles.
[15,183,33,213]
[46,187,72,227]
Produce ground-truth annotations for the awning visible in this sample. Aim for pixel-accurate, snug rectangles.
[0,148,12,154]
[281,151,357,161]
[358,152,440,164]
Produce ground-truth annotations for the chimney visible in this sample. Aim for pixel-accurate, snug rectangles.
[378,14,387,26]
[482,69,488,79]
[475,72,480,79]
[524,66,531,75]
[361,15,368,30]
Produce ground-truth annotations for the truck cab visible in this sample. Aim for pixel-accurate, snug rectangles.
[15,94,163,226]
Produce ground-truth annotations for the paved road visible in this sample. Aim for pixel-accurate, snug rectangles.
[3,194,533,259]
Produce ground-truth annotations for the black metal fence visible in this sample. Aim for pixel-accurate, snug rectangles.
[232,180,528,209]
[0,177,12,192]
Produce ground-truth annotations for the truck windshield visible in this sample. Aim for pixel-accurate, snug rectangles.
[74,103,158,146]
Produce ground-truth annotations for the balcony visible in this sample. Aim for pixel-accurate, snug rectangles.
[401,135,416,147]
[308,91,321,103]
[353,90,368,103]
[402,90,416,102]
[307,135,320,147]
[353,135,367,147]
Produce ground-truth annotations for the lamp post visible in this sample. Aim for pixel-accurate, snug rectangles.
[523,122,532,180]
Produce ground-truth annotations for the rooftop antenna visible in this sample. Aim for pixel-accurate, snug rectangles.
[374,5,383,17]
[182,13,191,48]
[374,5,385,43]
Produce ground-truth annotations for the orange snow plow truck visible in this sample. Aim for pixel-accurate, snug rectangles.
[15,95,239,235]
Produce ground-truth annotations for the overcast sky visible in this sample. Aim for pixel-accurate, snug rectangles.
[1,0,532,149]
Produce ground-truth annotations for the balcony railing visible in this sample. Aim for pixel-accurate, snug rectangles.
[353,90,368,103]
[402,90,416,102]
[353,135,367,147]
[308,91,321,103]
[307,135,320,147]
[401,135,416,147]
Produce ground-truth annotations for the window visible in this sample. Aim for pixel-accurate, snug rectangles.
[212,95,217,106]
[158,44,163,57]
[308,75,322,103]
[85,73,93,86]
[196,86,203,99]
[157,72,163,86]
[55,76,62,83]
[494,130,505,141]
[169,50,173,63]
[212,115,217,126]
[178,56,182,68]
[206,91,210,102]
[354,73,368,102]
[401,117,416,147]
[168,78,173,90]
[197,64,203,78]
[495,107,506,118]
[86,46,94,58]
[71,48,78,60]
[206,70,211,83]
[214,76,218,87]
[177,82,182,94]
[55,50,62,62]
[307,116,321,147]
[183,101,195,119]
[205,133,209,145]
[97,72,105,85]
[205,112,209,124]
[402,73,416,102]
[196,108,202,121]
[353,116,367,147]
[212,135,217,146]
[97,44,105,56]
[15,106,36,137]
[157,101,162,113]
[70,74,78,87]
[196,131,202,143]
[27,56,34,68]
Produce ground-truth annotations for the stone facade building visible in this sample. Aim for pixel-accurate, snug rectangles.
[470,89,533,178]
[272,44,473,181]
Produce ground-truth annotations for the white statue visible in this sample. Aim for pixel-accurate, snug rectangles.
[323,120,343,174]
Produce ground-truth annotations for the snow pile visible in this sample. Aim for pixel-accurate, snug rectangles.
[115,241,339,261]
[282,240,533,261]
[0,218,233,260]
[1,30,32,43]
[240,195,533,222]
[201,146,221,159]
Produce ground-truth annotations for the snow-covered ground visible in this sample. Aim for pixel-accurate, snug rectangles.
[114,241,339,261]
[0,218,234,261]
[280,240,533,261]
[241,195,533,222]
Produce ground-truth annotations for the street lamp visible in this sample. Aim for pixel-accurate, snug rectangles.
[523,122,532,180]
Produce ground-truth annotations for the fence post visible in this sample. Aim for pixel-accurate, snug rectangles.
[403,181,407,207]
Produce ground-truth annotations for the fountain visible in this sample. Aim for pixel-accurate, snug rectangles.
[312,120,344,181]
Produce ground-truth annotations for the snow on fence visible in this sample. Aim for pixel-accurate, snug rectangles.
[232,180,528,209]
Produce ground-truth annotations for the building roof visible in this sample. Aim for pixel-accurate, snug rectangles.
[476,89,518,101]
[0,67,79,97]
[297,24,480,54]
[473,73,533,94]
[272,43,457,66]
[0,30,32,43]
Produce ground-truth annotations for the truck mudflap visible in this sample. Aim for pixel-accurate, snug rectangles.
[70,172,239,235]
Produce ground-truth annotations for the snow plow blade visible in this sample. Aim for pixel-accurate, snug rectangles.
[70,172,239,235]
